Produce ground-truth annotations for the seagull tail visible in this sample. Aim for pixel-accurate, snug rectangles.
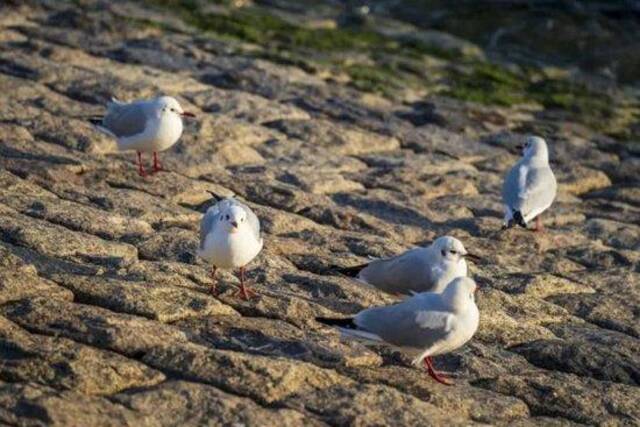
[512,210,527,228]
[206,190,230,202]
[316,317,357,328]
[88,117,103,126]
[316,317,383,343]
[88,117,116,138]
[332,263,368,278]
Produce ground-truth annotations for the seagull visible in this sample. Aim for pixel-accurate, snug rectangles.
[197,193,263,300]
[317,277,480,385]
[335,236,480,296]
[502,136,557,231]
[90,96,195,176]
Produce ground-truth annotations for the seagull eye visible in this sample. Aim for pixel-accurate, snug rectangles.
[225,214,229,220]
[450,250,457,255]
[441,250,446,257]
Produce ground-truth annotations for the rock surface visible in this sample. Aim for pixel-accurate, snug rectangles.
[0,1,639,426]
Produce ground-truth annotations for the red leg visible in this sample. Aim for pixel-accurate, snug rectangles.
[137,151,147,177]
[152,151,162,173]
[424,357,454,385]
[233,267,257,300]
[209,266,218,295]
[533,216,545,232]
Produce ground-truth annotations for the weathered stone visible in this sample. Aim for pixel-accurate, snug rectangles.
[0,317,164,395]
[475,288,580,347]
[0,204,138,268]
[0,381,147,427]
[49,273,238,322]
[557,166,612,195]
[1,297,189,356]
[340,363,530,423]
[0,244,73,304]
[143,343,348,405]
[474,372,640,425]
[510,274,596,298]
[112,380,320,427]
[174,315,382,369]
[266,118,401,156]
[513,323,640,386]
[286,383,473,426]
[583,218,640,250]
[0,170,153,240]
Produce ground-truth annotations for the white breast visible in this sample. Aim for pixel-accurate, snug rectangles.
[448,304,479,352]
[201,227,262,270]
[430,258,468,293]
[153,114,183,152]
[427,303,479,358]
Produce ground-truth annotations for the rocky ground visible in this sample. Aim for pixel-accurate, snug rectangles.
[1,1,639,426]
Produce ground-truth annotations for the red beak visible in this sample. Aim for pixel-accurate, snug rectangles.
[181,111,196,118]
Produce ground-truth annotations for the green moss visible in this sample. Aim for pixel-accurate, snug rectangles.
[140,0,631,136]
[345,64,399,95]
[147,1,387,52]
[528,79,614,119]
[122,15,174,31]
[252,50,319,73]
[144,0,460,60]
[444,60,624,134]
[445,63,529,106]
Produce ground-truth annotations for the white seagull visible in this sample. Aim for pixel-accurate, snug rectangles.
[336,236,479,296]
[318,277,480,385]
[502,136,557,231]
[197,194,263,300]
[91,96,195,176]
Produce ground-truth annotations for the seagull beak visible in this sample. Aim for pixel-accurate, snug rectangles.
[181,111,196,118]
[465,253,483,263]
[230,221,239,229]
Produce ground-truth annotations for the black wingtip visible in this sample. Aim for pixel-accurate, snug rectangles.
[512,210,527,228]
[332,263,367,278]
[206,190,231,202]
[316,317,357,328]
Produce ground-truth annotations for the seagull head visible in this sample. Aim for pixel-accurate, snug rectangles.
[442,277,478,309]
[220,205,247,234]
[157,96,195,118]
[519,136,549,161]
[433,236,469,263]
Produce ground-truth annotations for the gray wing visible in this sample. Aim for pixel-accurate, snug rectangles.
[359,248,432,295]
[102,100,149,138]
[230,199,261,241]
[502,162,556,215]
[355,293,452,350]
[199,207,221,250]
